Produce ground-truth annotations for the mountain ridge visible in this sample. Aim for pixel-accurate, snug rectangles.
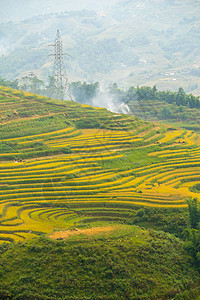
[1,0,200,94]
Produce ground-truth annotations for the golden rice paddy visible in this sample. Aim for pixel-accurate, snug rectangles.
[1,104,200,243]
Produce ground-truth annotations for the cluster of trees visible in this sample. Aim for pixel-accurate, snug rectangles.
[184,198,200,270]
[0,76,100,102]
[108,84,200,109]
[157,87,200,109]
[1,75,200,111]
[0,75,47,95]
[69,81,99,103]
[19,75,45,95]
[0,75,64,99]
[0,77,19,89]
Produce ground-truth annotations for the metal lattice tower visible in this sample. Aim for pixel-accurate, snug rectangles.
[49,30,70,100]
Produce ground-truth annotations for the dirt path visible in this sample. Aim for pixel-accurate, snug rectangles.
[49,226,116,239]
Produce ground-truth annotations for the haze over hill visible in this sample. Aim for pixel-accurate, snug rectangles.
[0,0,118,21]
[0,0,200,94]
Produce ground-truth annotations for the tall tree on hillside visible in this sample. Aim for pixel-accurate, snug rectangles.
[0,77,19,89]
[69,81,99,104]
[20,75,44,94]
[187,197,200,229]
[176,87,186,106]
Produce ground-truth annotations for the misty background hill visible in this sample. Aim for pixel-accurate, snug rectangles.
[0,0,118,21]
[0,0,200,94]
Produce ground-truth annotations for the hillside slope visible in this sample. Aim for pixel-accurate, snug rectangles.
[127,97,200,130]
[0,86,200,244]
[1,87,200,299]
[0,227,200,299]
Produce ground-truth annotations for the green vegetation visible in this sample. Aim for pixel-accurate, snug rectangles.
[0,226,200,300]
[109,84,200,109]
[127,206,189,239]
[69,81,99,104]
[187,198,200,229]
[107,84,200,128]
[1,75,200,130]
[0,85,200,298]
[190,184,200,194]
[183,198,200,271]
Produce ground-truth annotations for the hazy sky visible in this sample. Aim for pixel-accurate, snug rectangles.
[0,0,119,22]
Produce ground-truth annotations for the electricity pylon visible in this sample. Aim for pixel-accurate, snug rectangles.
[49,30,71,100]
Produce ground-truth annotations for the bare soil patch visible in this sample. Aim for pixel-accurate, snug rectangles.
[50,226,117,240]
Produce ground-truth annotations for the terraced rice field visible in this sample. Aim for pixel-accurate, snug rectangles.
[1,86,200,243]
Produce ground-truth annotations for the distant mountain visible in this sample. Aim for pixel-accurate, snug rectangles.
[0,0,200,94]
[0,0,118,21]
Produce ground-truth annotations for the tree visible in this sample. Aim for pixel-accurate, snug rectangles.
[184,228,200,268]
[19,75,45,94]
[45,76,57,98]
[10,79,19,89]
[69,81,99,104]
[0,77,19,89]
[160,106,174,119]
[32,76,45,94]
[176,87,186,106]
[184,198,200,269]
[124,86,137,102]
[187,197,200,229]
[188,95,195,108]
[107,83,125,102]
[136,86,158,100]
[19,76,32,92]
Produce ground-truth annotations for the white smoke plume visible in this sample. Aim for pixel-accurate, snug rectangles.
[91,90,130,114]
